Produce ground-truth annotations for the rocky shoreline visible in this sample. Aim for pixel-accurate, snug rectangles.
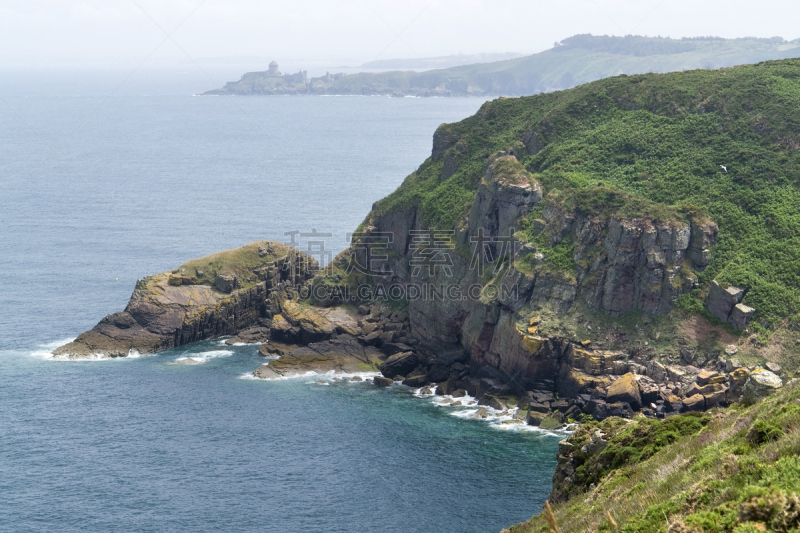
[53,129,787,433]
[246,297,787,433]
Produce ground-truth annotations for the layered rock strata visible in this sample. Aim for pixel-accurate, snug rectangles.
[53,242,317,358]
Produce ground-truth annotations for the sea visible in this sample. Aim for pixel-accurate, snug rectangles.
[0,70,560,533]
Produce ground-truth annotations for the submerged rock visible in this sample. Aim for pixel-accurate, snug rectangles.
[373,376,394,388]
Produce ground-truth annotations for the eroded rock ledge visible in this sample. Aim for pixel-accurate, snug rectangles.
[53,241,316,359]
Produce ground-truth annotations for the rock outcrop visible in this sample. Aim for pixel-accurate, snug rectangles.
[253,334,384,378]
[539,200,717,316]
[343,142,721,424]
[53,241,317,359]
[706,280,755,329]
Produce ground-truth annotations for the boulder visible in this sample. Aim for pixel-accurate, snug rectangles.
[269,314,299,343]
[551,399,571,413]
[373,376,393,388]
[660,391,682,412]
[725,358,742,372]
[696,370,725,386]
[639,382,661,405]
[435,380,456,396]
[362,331,383,346]
[402,374,429,387]
[727,367,751,401]
[526,410,548,426]
[473,407,488,419]
[539,413,565,430]
[478,394,507,410]
[606,373,642,410]
[381,342,413,356]
[225,325,271,345]
[742,370,783,404]
[706,281,744,322]
[606,402,635,418]
[729,303,755,330]
[687,382,726,397]
[379,351,419,378]
[704,385,728,407]
[682,394,706,412]
[581,429,609,456]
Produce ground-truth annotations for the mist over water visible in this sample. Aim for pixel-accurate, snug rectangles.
[0,79,560,532]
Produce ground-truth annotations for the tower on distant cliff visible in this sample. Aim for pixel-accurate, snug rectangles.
[268,61,280,77]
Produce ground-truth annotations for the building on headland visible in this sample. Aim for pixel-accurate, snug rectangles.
[266,61,308,85]
[324,71,348,82]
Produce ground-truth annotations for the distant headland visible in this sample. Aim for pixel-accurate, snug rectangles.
[202,34,800,97]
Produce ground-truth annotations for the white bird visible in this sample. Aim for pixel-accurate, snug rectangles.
[720,165,727,172]
[115,278,119,283]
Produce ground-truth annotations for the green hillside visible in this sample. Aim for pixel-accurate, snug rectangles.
[208,35,800,96]
[373,59,800,329]
[506,380,800,533]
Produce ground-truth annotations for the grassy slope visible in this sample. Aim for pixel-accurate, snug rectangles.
[373,59,800,330]
[175,241,297,291]
[506,382,800,533]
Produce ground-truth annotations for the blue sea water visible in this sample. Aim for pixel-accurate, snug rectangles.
[0,73,560,532]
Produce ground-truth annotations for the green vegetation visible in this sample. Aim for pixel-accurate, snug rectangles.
[209,35,800,97]
[507,382,800,533]
[177,241,294,291]
[374,59,800,328]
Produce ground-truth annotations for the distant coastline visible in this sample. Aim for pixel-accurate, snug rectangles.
[203,34,800,97]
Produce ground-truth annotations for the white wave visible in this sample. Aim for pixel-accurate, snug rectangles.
[46,352,112,362]
[170,349,233,365]
[28,338,76,359]
[244,368,382,382]
[244,370,321,381]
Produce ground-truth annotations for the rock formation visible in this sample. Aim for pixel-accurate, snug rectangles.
[706,280,755,329]
[53,241,317,358]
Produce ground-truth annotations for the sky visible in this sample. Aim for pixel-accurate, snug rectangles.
[1,0,799,74]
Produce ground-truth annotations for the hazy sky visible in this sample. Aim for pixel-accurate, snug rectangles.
[1,0,799,71]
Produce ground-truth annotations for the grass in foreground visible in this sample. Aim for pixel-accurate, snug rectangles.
[506,381,800,532]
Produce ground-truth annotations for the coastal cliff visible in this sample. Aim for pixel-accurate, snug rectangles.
[52,57,800,532]
[293,59,800,428]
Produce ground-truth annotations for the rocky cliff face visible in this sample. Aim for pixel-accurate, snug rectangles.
[352,135,719,410]
[538,200,717,316]
[53,242,317,359]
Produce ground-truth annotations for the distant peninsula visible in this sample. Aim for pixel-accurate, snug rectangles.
[203,34,800,97]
